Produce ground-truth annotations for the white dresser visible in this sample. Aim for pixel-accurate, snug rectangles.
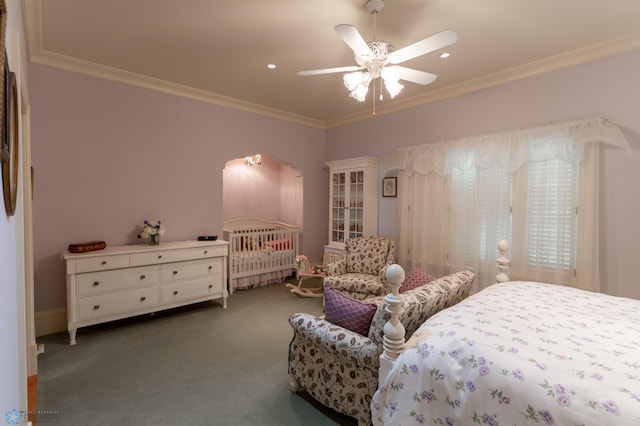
[63,240,229,345]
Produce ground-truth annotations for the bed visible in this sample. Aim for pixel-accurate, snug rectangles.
[371,279,640,425]
[223,218,299,292]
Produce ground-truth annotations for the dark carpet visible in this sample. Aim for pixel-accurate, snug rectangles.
[37,277,358,426]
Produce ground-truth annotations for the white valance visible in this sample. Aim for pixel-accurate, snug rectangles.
[389,117,631,176]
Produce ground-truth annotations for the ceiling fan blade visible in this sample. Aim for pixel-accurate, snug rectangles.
[297,65,364,76]
[334,24,373,60]
[394,66,437,85]
[388,29,457,64]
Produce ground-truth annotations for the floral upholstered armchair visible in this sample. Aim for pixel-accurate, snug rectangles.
[288,269,475,426]
[323,236,396,300]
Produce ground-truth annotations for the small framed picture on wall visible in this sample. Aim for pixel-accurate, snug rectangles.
[382,177,397,198]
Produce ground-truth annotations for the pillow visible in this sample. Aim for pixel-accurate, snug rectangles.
[346,237,389,275]
[400,267,436,293]
[263,239,290,251]
[323,284,377,336]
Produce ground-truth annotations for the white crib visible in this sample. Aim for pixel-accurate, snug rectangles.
[223,218,300,293]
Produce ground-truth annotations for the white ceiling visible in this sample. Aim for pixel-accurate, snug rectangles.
[23,0,640,128]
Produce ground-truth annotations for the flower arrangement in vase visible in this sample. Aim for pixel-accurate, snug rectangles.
[137,220,165,245]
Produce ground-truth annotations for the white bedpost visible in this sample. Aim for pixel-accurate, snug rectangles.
[379,264,406,388]
[496,239,511,283]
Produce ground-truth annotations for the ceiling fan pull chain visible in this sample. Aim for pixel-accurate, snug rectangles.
[372,82,377,116]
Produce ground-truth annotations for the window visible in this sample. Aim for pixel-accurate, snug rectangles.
[446,154,576,286]
[447,166,511,271]
[393,118,629,293]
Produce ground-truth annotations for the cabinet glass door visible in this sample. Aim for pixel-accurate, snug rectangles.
[331,172,346,244]
[348,171,364,239]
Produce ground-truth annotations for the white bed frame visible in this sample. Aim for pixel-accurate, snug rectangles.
[378,240,511,387]
[223,217,300,293]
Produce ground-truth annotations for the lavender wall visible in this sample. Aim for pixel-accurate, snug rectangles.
[326,49,640,299]
[30,65,328,313]
[30,48,640,322]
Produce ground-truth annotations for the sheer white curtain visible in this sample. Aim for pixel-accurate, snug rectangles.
[390,117,630,293]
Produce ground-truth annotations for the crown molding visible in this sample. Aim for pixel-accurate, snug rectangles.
[30,50,327,129]
[22,0,325,129]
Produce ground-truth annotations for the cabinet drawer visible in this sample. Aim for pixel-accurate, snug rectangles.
[77,266,158,296]
[160,258,223,282]
[186,245,227,259]
[130,249,186,266]
[75,254,130,273]
[77,287,159,321]
[161,278,223,304]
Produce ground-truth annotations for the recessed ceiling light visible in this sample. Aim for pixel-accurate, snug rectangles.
[439,52,451,59]
[267,64,277,69]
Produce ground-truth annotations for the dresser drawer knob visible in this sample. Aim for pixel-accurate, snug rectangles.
[140,274,146,279]
[204,250,208,254]
[173,290,178,295]
[140,296,146,302]
[158,255,163,259]
[208,265,213,270]
[93,281,100,286]
[208,284,213,289]
[173,270,178,275]
[93,305,100,310]
[101,261,107,265]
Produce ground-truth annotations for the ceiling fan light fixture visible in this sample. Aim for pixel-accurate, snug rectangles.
[380,65,399,82]
[344,71,371,102]
[349,86,368,102]
[384,79,404,98]
[380,66,403,98]
[343,71,366,91]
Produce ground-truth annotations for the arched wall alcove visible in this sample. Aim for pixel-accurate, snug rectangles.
[223,152,303,232]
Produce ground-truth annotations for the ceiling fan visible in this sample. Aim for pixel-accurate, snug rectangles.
[297,0,457,108]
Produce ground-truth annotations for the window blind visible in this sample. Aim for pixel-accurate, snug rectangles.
[526,158,576,274]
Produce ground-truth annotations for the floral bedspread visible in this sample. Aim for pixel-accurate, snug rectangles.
[371,281,640,426]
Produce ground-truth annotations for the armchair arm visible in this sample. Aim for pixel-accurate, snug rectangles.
[289,313,380,367]
[325,258,347,276]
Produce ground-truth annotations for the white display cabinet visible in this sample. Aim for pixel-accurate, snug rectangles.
[325,156,380,254]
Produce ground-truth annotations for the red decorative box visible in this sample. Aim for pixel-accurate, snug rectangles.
[67,241,107,254]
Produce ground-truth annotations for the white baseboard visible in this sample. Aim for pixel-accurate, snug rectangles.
[35,308,67,337]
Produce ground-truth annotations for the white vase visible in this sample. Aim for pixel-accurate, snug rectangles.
[147,234,160,246]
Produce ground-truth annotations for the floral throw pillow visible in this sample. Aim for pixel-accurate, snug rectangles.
[323,284,377,336]
[400,267,436,293]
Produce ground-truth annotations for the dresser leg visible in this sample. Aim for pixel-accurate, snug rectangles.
[69,329,77,345]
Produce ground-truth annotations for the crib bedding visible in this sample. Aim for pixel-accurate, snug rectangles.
[372,281,640,426]
[223,218,299,292]
[229,246,297,290]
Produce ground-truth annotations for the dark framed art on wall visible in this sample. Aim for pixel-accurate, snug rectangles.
[382,177,397,197]
[2,64,18,216]
[0,0,7,164]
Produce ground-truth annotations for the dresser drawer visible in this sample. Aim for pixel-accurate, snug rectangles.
[75,254,130,273]
[130,249,186,266]
[77,266,158,296]
[161,278,223,304]
[77,287,159,321]
[160,258,223,282]
[185,245,227,259]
